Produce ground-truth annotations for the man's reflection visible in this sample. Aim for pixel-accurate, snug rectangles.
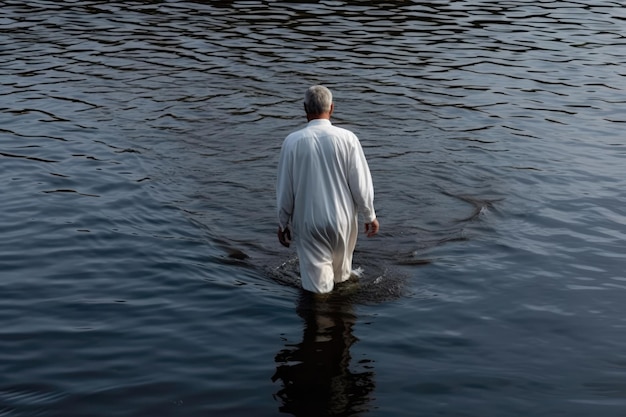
[272,290,375,416]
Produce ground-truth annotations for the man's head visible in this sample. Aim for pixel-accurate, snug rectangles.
[304,85,333,120]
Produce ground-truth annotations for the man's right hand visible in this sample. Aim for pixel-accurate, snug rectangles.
[277,226,292,248]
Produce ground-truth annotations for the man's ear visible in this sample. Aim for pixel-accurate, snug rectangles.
[303,103,308,113]
[329,103,334,116]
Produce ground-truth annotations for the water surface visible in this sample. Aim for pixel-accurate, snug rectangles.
[1,1,625,416]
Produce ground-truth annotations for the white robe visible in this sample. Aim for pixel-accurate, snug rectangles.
[276,119,376,293]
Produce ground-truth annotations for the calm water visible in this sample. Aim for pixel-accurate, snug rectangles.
[1,1,625,416]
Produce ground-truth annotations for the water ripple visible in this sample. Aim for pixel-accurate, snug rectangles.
[1,0,625,415]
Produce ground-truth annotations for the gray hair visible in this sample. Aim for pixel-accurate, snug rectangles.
[304,85,333,115]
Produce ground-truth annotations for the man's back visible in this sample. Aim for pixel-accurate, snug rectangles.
[282,119,357,232]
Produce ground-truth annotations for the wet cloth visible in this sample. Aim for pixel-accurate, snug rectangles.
[277,119,376,293]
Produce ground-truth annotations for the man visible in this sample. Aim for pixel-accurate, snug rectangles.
[276,85,379,294]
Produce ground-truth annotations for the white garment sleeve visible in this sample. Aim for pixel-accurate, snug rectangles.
[276,142,294,231]
[348,137,376,223]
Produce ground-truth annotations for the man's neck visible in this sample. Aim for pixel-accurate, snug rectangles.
[307,113,331,122]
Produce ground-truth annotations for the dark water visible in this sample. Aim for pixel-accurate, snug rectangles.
[1,0,625,416]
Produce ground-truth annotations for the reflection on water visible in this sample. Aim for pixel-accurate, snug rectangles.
[273,291,375,416]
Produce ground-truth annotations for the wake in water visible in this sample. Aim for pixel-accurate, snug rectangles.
[441,190,502,222]
[194,189,501,304]
[264,252,410,305]
[199,191,503,304]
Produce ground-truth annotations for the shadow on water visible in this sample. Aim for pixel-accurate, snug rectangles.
[272,291,375,417]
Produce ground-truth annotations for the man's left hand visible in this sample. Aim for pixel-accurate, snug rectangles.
[365,219,379,237]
